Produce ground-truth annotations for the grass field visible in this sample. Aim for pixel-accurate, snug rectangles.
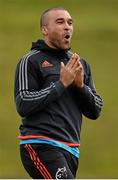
[0,0,118,178]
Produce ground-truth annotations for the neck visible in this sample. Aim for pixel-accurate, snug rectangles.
[43,38,58,49]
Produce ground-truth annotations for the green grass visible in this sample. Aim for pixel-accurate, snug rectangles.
[0,0,118,178]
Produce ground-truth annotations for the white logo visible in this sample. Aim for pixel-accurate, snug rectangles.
[55,166,67,179]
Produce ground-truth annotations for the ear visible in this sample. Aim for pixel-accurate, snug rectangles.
[41,26,48,36]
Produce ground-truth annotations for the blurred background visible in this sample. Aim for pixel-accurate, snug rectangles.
[0,0,118,178]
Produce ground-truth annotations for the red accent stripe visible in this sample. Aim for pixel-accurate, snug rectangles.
[19,135,80,147]
[25,144,52,179]
[25,144,49,179]
[25,144,53,179]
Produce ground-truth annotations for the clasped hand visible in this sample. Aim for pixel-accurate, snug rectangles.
[60,53,84,88]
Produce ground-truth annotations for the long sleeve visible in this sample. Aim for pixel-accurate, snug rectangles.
[14,51,65,117]
[76,60,103,120]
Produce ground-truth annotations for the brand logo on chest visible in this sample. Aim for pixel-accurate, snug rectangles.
[41,60,53,68]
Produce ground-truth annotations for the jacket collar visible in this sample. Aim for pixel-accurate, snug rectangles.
[31,39,71,58]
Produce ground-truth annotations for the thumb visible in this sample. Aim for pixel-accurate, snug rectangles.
[61,62,65,67]
[61,62,65,68]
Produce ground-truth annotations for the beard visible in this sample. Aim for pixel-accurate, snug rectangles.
[49,36,71,50]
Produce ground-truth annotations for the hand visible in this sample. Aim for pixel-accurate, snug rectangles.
[73,54,84,88]
[60,53,80,87]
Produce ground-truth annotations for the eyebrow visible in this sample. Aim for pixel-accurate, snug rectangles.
[55,18,73,22]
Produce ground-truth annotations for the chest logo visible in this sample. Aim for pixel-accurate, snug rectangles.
[42,60,53,68]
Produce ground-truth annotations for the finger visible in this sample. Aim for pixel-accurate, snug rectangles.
[66,53,78,69]
[71,53,81,68]
[61,62,65,67]
[71,53,82,71]
[75,66,80,72]
[75,65,84,75]
[74,53,81,64]
[60,62,65,72]
[66,54,75,68]
[72,58,80,71]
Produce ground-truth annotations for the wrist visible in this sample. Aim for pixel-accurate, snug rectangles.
[60,80,68,88]
[75,83,84,89]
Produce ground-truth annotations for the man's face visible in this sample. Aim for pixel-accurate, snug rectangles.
[42,10,73,50]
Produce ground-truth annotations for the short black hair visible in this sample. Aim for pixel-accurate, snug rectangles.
[40,7,68,28]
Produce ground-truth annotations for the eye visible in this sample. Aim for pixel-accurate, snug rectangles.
[68,21,73,25]
[57,20,63,24]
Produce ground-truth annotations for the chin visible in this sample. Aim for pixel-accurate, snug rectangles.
[62,44,70,50]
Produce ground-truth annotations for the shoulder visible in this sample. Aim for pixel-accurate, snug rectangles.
[21,50,41,62]
[18,50,46,67]
[80,58,92,77]
[80,58,93,85]
[80,58,90,70]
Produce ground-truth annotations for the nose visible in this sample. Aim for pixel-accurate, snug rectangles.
[64,22,71,30]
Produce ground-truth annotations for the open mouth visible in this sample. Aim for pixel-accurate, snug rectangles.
[63,34,71,42]
[65,34,70,39]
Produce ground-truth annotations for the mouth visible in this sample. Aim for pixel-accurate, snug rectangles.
[63,33,71,41]
[64,34,70,40]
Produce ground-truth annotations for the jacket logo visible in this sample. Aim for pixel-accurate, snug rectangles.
[42,60,53,68]
[55,166,67,179]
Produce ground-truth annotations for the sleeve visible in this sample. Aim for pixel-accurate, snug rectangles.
[76,60,103,120]
[14,53,65,117]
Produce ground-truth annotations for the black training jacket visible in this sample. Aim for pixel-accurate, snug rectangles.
[14,39,103,144]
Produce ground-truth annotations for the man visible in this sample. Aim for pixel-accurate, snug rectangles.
[14,7,103,179]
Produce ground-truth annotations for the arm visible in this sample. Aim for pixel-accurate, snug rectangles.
[14,53,65,117]
[74,58,103,120]
[14,52,81,117]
